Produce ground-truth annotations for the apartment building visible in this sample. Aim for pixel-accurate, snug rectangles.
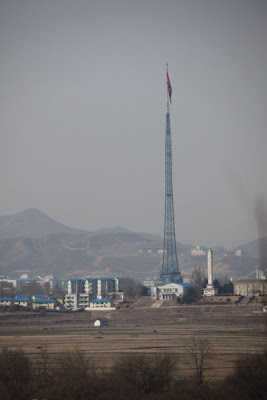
[64,277,122,310]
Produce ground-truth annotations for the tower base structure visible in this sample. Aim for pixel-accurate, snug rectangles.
[159,272,181,286]
[203,285,218,297]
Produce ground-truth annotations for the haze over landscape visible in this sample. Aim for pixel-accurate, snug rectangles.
[0,4,267,399]
[0,208,263,280]
[1,0,267,250]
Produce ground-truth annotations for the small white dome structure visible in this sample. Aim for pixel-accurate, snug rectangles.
[93,318,109,327]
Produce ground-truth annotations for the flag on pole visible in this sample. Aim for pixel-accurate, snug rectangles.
[166,71,172,103]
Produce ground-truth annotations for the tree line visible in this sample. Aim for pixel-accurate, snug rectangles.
[182,267,234,303]
[0,339,266,400]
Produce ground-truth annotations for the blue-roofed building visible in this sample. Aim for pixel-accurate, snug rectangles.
[0,295,31,307]
[151,282,194,300]
[96,278,119,299]
[64,277,123,310]
[67,279,86,295]
[0,297,13,306]
[32,297,56,310]
[14,295,30,307]
[87,298,116,310]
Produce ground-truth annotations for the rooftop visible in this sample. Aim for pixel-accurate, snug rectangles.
[33,298,56,303]
[90,298,112,303]
[234,279,267,283]
[158,282,193,288]
[14,295,30,301]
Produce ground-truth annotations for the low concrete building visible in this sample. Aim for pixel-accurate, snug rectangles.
[151,282,193,300]
[87,298,116,310]
[0,295,31,307]
[235,250,247,257]
[0,297,13,307]
[32,297,56,310]
[94,318,109,327]
[13,295,30,307]
[157,249,165,255]
[234,279,267,296]
[190,246,206,256]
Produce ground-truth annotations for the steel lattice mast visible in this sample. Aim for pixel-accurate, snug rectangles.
[160,65,182,284]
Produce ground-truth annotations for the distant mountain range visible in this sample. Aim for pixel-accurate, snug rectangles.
[0,209,263,280]
[0,208,89,239]
[0,209,162,278]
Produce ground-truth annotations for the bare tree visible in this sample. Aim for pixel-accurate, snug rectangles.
[123,278,145,300]
[186,336,211,385]
[49,349,98,400]
[190,267,204,296]
[113,352,177,397]
[152,352,177,392]
[226,352,267,400]
[0,347,32,399]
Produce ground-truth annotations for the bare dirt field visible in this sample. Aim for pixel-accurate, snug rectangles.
[0,300,266,380]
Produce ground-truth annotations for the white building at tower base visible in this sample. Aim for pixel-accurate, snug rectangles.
[151,282,193,300]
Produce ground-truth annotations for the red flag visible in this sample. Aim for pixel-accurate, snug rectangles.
[166,71,172,103]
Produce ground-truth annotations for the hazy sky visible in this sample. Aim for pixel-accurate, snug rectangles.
[1,0,266,248]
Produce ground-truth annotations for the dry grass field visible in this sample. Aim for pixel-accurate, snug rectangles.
[0,299,266,381]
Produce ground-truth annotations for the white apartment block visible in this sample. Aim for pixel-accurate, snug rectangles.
[64,277,122,310]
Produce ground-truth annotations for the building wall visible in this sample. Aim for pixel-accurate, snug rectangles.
[191,249,206,256]
[89,299,115,310]
[64,294,79,309]
[68,280,85,294]
[78,293,90,308]
[0,299,12,306]
[32,301,55,310]
[65,277,123,309]
[14,301,28,307]
[151,283,192,300]
[203,287,218,297]
[84,279,97,296]
[234,280,267,296]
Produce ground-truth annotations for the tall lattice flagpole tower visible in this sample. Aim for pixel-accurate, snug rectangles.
[160,65,182,284]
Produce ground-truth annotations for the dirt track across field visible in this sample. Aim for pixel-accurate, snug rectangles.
[0,301,266,380]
